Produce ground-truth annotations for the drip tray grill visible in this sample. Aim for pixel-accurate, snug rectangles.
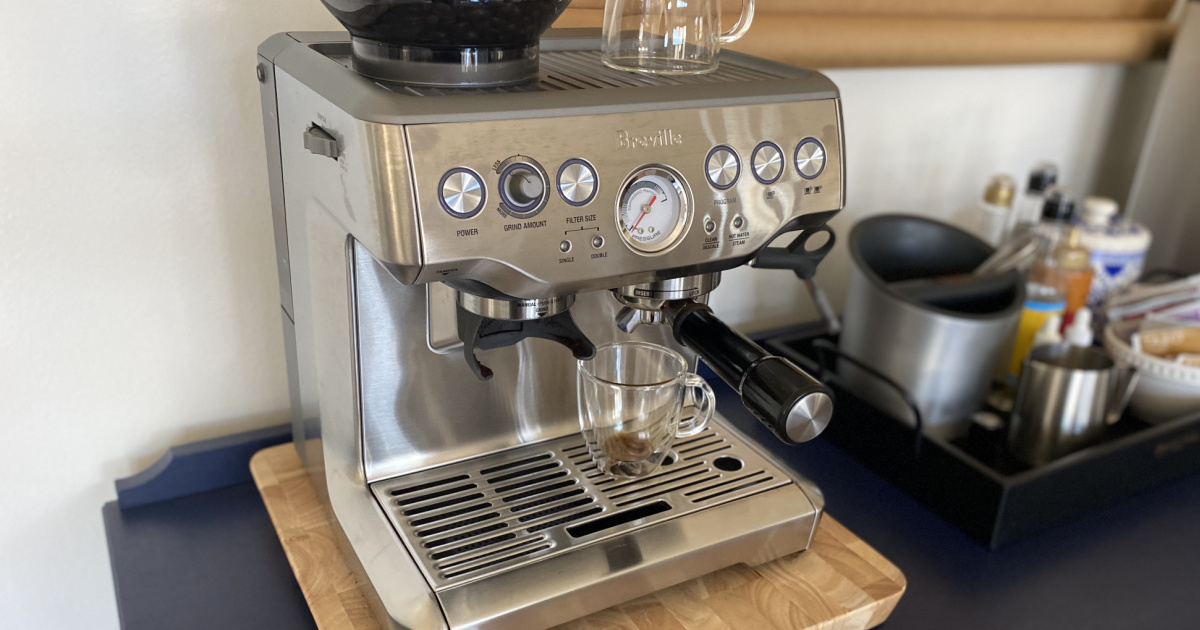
[370,426,791,590]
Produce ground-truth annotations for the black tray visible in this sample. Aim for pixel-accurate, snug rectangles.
[765,327,1200,549]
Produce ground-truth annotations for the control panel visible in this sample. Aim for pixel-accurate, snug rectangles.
[409,100,842,293]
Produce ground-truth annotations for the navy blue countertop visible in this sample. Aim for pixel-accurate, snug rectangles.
[105,381,1200,630]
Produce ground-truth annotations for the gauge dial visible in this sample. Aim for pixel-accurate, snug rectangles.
[616,167,691,254]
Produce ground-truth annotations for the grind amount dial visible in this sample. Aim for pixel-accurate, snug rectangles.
[617,166,690,254]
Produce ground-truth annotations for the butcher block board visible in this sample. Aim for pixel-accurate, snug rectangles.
[250,443,906,630]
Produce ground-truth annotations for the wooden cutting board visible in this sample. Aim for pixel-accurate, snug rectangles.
[250,443,905,630]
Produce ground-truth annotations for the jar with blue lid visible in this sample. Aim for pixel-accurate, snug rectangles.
[1078,196,1152,307]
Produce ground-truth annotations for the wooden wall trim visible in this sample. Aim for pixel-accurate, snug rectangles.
[564,0,1176,20]
[553,10,1177,67]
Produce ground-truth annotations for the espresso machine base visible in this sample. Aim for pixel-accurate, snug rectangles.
[366,418,822,629]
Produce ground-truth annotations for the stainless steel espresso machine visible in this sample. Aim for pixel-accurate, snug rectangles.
[257,7,844,628]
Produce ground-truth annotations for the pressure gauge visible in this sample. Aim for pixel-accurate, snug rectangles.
[616,166,691,254]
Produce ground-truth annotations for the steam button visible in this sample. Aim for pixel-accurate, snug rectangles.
[732,215,746,230]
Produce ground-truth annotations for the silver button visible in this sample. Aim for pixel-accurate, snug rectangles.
[705,146,740,189]
[704,217,717,234]
[794,139,827,179]
[752,142,784,184]
[732,215,746,230]
[560,240,572,253]
[591,235,604,249]
[557,160,597,206]
[440,169,485,217]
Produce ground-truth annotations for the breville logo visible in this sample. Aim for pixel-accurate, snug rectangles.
[616,129,683,150]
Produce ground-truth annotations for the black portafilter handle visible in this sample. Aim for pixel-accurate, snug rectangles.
[670,302,834,445]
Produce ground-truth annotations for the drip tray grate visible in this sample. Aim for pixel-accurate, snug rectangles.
[370,425,791,590]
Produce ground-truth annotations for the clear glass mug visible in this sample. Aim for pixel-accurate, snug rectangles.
[601,0,756,75]
[578,341,715,478]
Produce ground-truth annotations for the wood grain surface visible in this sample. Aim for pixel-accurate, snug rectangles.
[552,10,1176,67]
[565,0,1176,20]
[250,443,905,630]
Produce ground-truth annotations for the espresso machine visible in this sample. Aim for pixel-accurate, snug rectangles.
[257,4,844,626]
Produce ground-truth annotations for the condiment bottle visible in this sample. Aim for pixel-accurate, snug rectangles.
[1035,227,1093,326]
[1007,281,1067,382]
[1065,308,1094,347]
[968,175,1015,246]
[1077,196,1152,307]
[1008,162,1058,236]
[1033,314,1064,348]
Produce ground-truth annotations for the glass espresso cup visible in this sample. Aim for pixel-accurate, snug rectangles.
[601,0,756,75]
[578,342,715,478]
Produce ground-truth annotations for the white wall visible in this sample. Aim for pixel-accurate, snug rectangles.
[712,64,1131,330]
[0,2,1143,627]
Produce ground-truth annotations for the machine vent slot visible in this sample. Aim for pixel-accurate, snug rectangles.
[479,453,553,475]
[437,537,548,572]
[516,497,595,522]
[415,512,502,537]
[371,426,792,590]
[394,483,477,506]
[401,492,486,516]
[690,473,775,503]
[501,478,577,502]
[486,461,562,483]
[494,470,570,494]
[424,522,509,548]
[527,506,604,533]
[441,543,554,579]
[326,49,791,96]
[509,487,586,512]
[389,474,470,496]
[408,502,491,527]
[429,533,518,560]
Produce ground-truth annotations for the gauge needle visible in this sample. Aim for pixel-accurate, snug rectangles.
[630,195,656,231]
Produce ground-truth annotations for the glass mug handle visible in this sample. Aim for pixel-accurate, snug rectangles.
[677,374,716,437]
[718,0,756,45]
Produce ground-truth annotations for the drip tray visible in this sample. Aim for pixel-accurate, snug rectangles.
[371,424,793,590]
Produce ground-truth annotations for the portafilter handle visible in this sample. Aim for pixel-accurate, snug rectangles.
[668,301,834,444]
